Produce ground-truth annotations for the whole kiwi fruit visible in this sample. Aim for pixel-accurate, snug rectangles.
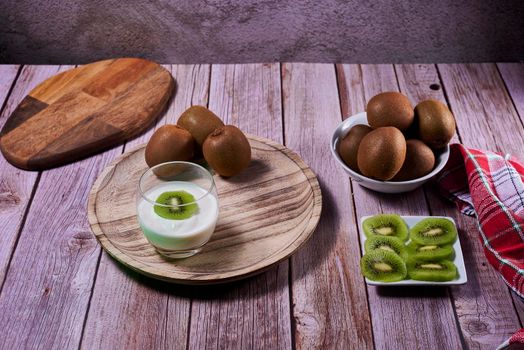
[337,124,372,173]
[357,127,406,181]
[145,125,194,168]
[203,125,251,177]
[392,139,435,181]
[415,100,456,149]
[367,92,414,131]
[177,106,225,147]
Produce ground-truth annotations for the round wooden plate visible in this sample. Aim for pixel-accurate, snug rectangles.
[88,135,322,284]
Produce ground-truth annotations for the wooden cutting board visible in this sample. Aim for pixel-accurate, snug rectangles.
[87,135,322,284]
[0,58,174,170]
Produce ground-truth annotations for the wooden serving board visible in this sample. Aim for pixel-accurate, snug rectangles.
[87,135,322,284]
[0,58,174,170]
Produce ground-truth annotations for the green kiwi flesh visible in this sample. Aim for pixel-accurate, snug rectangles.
[363,214,409,242]
[407,241,454,261]
[365,235,408,260]
[360,250,407,282]
[407,259,457,282]
[410,218,457,245]
[154,191,198,220]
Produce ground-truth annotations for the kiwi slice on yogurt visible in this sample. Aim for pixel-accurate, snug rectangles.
[154,191,198,220]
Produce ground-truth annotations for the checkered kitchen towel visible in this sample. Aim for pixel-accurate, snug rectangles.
[437,144,524,349]
[438,143,524,297]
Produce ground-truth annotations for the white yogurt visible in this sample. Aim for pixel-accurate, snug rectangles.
[137,181,219,251]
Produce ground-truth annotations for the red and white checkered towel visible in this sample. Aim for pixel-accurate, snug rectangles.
[437,143,524,348]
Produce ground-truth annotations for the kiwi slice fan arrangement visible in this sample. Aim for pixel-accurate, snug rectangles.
[145,105,252,220]
[360,214,459,282]
[337,92,456,181]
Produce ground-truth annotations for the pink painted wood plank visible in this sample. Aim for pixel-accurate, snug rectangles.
[513,296,524,327]
[0,138,122,348]
[439,64,524,155]
[283,63,373,349]
[81,65,210,350]
[0,65,19,109]
[437,63,524,347]
[187,63,292,350]
[0,65,69,286]
[395,64,449,105]
[336,63,462,349]
[337,64,366,118]
[497,63,524,124]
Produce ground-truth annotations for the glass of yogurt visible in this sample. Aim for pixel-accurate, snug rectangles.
[136,161,219,259]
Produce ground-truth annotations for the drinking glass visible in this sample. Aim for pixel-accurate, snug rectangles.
[136,161,219,258]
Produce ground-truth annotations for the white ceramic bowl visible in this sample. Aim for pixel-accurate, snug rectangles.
[330,112,450,193]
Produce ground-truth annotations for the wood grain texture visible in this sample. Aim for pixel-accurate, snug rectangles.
[284,63,373,349]
[0,66,70,287]
[395,64,448,107]
[88,135,321,284]
[0,65,19,108]
[188,264,290,350]
[512,296,524,328]
[336,65,366,118]
[188,63,292,350]
[439,64,524,156]
[0,124,123,348]
[337,63,462,349]
[497,63,524,125]
[0,58,174,170]
[438,63,523,348]
[81,65,210,350]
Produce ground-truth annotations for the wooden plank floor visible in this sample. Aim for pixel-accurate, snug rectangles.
[0,63,523,350]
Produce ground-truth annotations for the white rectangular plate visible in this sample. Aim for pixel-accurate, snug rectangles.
[360,215,468,286]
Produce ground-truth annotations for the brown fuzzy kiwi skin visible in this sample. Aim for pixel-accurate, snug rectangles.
[145,125,195,168]
[203,125,251,177]
[177,106,225,147]
[392,139,435,181]
[415,100,456,149]
[357,127,407,181]
[337,125,373,173]
[367,92,414,131]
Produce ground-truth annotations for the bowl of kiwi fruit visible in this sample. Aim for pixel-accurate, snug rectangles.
[331,92,455,193]
[359,214,467,286]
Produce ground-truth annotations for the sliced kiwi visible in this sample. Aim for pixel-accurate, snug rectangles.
[407,241,454,261]
[360,250,407,282]
[410,218,457,245]
[365,235,408,260]
[153,191,198,220]
[363,214,409,242]
[407,259,457,282]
